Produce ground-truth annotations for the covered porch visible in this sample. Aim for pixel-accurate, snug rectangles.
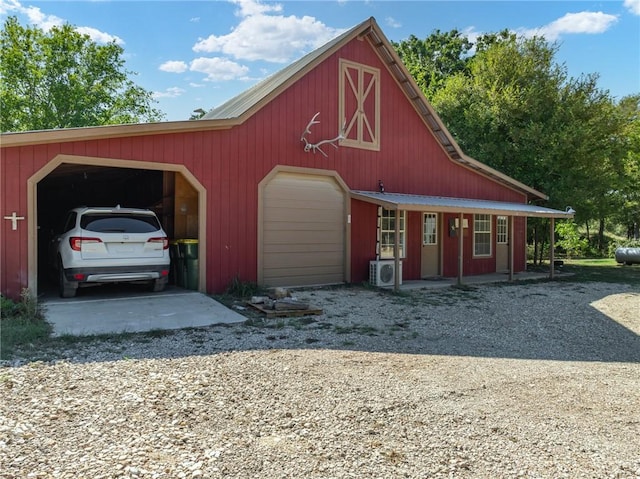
[351,191,575,290]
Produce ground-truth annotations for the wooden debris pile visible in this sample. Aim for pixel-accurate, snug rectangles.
[247,287,323,318]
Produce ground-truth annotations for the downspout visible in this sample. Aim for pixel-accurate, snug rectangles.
[457,212,464,285]
[549,217,555,280]
[394,206,400,292]
[509,216,514,282]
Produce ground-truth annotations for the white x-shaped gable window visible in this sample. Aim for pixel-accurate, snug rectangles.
[339,59,380,151]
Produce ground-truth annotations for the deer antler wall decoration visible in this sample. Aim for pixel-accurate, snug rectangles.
[300,112,345,158]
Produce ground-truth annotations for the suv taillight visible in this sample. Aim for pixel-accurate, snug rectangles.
[69,237,102,251]
[148,237,169,250]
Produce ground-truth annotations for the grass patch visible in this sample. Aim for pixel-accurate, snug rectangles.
[1,290,52,360]
[334,324,379,336]
[1,317,52,359]
[225,276,264,298]
[560,259,640,285]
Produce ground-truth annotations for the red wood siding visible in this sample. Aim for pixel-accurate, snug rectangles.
[1,150,27,299]
[0,34,531,297]
[349,200,378,284]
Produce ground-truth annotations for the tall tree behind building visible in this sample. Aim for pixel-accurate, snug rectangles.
[0,16,164,132]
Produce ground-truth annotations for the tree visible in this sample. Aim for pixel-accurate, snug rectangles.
[0,16,164,132]
[397,31,632,259]
[610,95,640,240]
[392,30,473,99]
[430,35,567,194]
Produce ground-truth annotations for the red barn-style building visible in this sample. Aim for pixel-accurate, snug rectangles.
[0,18,572,300]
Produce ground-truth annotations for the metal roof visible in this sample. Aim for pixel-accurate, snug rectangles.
[351,191,574,218]
[0,17,551,203]
[201,17,547,201]
[201,25,355,121]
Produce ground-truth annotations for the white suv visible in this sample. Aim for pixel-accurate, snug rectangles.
[51,206,170,298]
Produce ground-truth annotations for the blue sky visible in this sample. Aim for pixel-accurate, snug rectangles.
[1,0,639,121]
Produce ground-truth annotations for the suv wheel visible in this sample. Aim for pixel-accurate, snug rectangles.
[58,259,78,298]
[151,278,167,293]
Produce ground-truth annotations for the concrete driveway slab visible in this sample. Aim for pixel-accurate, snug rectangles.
[42,289,246,337]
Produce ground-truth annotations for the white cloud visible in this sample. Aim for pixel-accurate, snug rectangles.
[76,26,123,45]
[522,11,618,41]
[22,4,64,31]
[153,87,186,99]
[159,60,189,73]
[624,0,640,15]
[189,57,250,81]
[385,17,401,29]
[0,0,18,15]
[0,0,123,44]
[231,0,282,17]
[192,0,344,63]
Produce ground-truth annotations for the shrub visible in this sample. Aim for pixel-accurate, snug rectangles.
[608,239,640,258]
[0,289,51,360]
[225,275,262,298]
[556,221,589,258]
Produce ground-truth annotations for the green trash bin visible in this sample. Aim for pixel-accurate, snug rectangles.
[177,239,199,290]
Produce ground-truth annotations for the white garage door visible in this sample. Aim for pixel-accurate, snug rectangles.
[262,172,346,287]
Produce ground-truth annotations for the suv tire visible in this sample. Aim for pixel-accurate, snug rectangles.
[58,258,78,298]
[151,278,167,292]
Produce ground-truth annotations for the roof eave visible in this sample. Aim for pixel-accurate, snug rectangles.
[351,191,573,219]
[0,118,237,148]
[202,18,378,124]
[361,20,548,202]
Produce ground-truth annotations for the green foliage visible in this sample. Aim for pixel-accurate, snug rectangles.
[555,221,589,258]
[0,290,51,359]
[393,29,639,254]
[225,275,262,299]
[607,239,640,258]
[1,289,40,320]
[560,260,640,286]
[393,30,473,98]
[0,16,164,132]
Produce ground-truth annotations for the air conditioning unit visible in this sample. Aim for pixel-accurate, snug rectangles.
[369,260,402,287]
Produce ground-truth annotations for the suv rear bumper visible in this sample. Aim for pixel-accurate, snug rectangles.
[63,264,170,284]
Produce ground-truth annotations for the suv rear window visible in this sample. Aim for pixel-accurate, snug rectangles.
[81,213,161,233]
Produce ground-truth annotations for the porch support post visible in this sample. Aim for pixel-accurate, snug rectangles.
[394,206,400,292]
[457,212,464,285]
[508,216,514,281]
[549,217,555,280]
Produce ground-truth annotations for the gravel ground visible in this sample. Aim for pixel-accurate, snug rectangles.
[1,280,639,478]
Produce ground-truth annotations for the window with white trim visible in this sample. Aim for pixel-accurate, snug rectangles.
[339,59,380,151]
[497,216,508,244]
[379,208,406,258]
[473,214,492,257]
[423,213,437,245]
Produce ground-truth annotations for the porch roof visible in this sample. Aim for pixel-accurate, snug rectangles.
[350,191,574,219]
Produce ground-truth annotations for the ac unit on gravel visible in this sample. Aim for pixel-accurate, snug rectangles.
[369,260,402,287]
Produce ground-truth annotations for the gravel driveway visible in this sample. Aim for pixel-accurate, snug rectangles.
[1,280,639,478]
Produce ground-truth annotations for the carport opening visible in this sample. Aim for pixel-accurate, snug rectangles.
[36,164,199,296]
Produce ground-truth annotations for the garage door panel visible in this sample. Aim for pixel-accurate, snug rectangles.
[264,243,343,254]
[265,228,343,244]
[264,198,343,212]
[264,192,341,203]
[265,223,343,235]
[266,177,341,195]
[265,266,344,287]
[262,172,345,287]
[264,251,343,269]
[264,209,343,223]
